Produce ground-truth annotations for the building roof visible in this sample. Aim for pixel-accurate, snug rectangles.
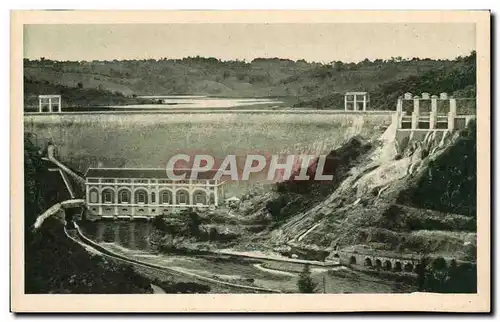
[345,91,368,95]
[39,94,61,98]
[85,168,219,180]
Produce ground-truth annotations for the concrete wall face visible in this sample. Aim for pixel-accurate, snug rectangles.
[24,112,393,197]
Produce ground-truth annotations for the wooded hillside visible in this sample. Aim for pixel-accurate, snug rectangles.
[24,51,476,110]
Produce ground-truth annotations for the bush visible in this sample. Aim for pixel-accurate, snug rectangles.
[151,214,168,231]
[265,195,290,221]
[398,120,477,217]
[417,256,477,293]
[297,264,317,293]
[151,209,203,237]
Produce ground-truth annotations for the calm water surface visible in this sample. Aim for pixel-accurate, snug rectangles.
[79,220,155,251]
[127,96,283,109]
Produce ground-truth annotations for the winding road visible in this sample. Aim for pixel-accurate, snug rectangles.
[64,222,283,293]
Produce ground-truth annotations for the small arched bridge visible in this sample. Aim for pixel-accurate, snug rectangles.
[331,250,465,274]
[333,251,420,273]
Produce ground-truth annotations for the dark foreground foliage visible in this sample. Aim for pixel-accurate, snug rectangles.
[399,120,477,217]
[24,134,152,293]
[416,256,477,293]
[297,264,318,293]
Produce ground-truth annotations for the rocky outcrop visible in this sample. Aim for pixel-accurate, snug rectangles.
[264,121,476,261]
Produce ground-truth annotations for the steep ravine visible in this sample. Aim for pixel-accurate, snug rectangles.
[248,121,477,262]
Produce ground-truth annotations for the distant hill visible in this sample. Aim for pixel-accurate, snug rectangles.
[23,52,476,110]
[297,54,476,111]
[23,77,155,112]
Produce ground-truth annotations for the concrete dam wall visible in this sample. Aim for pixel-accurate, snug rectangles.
[24,111,393,194]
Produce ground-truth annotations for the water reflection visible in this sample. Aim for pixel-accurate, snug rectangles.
[79,220,155,252]
[128,96,283,109]
[113,224,120,244]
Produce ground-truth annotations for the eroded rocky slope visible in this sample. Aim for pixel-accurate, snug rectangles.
[238,121,477,261]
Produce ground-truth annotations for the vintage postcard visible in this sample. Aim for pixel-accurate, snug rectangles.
[10,10,490,312]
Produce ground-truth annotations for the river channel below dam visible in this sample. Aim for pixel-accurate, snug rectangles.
[78,220,416,294]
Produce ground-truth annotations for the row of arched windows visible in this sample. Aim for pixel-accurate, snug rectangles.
[349,256,415,272]
[88,188,209,205]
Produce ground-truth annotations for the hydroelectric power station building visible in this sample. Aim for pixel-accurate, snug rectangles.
[84,168,225,218]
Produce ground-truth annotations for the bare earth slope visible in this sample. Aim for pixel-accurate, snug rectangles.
[240,121,476,262]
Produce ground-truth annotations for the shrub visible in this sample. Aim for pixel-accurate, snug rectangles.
[297,264,317,293]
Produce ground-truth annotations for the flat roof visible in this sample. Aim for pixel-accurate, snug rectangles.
[85,168,218,180]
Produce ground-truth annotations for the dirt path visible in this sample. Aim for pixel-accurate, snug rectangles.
[253,264,296,277]
[69,224,283,293]
[215,249,339,267]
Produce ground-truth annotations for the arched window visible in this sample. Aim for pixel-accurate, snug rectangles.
[193,190,207,205]
[160,190,172,204]
[364,258,373,267]
[384,260,392,271]
[349,256,356,265]
[135,189,148,204]
[102,189,114,204]
[118,189,131,204]
[177,190,189,204]
[89,190,98,203]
